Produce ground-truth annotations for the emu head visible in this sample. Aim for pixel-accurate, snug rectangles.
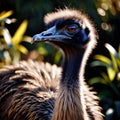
[32,8,98,56]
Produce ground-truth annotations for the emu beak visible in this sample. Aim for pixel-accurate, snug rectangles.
[32,26,71,43]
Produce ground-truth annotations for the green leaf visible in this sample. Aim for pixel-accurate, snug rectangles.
[2,28,13,48]
[91,61,110,67]
[0,11,13,20]
[3,51,11,64]
[54,50,62,64]
[107,67,116,81]
[22,36,32,43]
[94,55,112,64]
[101,72,109,82]
[17,45,28,54]
[12,20,28,45]
[105,43,119,72]
[105,43,118,57]
[117,72,120,81]
[88,77,108,85]
[38,46,48,55]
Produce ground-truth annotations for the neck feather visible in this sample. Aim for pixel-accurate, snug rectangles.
[52,47,89,120]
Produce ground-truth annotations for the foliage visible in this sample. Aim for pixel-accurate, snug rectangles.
[0,11,29,66]
[89,43,120,120]
[0,10,62,67]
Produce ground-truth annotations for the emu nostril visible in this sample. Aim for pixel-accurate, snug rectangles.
[45,33,53,36]
[42,32,53,36]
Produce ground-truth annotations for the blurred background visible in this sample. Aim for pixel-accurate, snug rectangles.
[0,0,120,119]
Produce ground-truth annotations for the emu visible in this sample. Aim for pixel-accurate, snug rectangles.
[0,8,103,120]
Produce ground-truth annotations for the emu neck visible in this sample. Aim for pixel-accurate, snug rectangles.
[62,52,83,86]
[52,48,88,120]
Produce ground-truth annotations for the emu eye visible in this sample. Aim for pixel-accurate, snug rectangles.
[65,24,79,33]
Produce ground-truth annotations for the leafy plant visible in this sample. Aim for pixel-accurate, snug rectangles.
[11,19,29,64]
[89,43,120,120]
[0,11,30,66]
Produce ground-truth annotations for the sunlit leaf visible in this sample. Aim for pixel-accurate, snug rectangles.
[12,20,28,45]
[4,51,11,64]
[117,72,120,81]
[0,11,13,20]
[107,67,116,81]
[105,43,119,72]
[22,36,32,43]
[101,71,120,97]
[2,28,13,48]
[105,43,117,56]
[94,55,112,64]
[88,77,108,85]
[12,50,20,65]
[54,50,62,64]
[101,72,110,83]
[5,18,17,24]
[38,46,48,55]
[17,45,28,54]
[91,61,110,67]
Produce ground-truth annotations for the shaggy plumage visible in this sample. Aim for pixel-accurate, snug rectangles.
[0,60,102,120]
[0,8,103,120]
[0,61,60,120]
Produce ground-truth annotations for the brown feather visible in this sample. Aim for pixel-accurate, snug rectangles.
[0,60,103,120]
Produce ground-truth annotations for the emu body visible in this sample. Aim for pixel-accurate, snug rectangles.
[0,8,103,120]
